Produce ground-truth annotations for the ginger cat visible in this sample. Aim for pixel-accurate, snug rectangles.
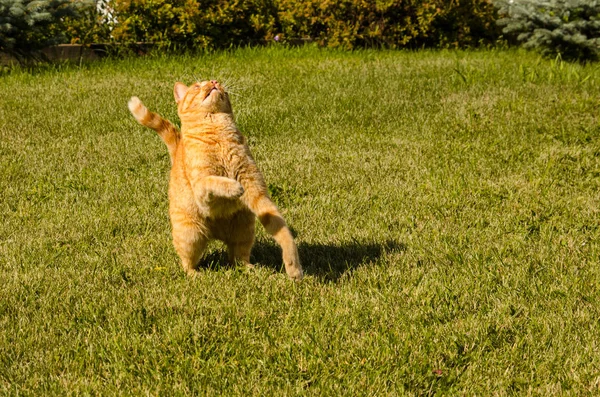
[128,80,303,280]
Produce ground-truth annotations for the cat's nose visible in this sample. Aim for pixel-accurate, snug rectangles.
[210,80,218,85]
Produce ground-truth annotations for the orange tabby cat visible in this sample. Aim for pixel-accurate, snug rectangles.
[128,80,303,280]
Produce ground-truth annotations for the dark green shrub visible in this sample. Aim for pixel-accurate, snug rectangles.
[0,0,93,61]
[496,0,600,62]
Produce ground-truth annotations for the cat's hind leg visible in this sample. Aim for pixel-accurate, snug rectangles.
[171,219,208,275]
[224,210,256,268]
[227,241,254,268]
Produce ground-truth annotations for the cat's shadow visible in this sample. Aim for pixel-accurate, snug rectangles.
[200,239,406,282]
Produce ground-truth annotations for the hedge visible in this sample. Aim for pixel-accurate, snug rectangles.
[72,0,501,50]
[274,0,500,49]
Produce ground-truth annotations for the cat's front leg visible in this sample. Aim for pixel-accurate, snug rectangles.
[192,175,245,200]
[246,194,303,281]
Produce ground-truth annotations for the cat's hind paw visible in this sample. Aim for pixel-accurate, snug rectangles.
[285,262,304,281]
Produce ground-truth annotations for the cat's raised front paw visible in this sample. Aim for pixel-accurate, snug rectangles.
[226,181,245,198]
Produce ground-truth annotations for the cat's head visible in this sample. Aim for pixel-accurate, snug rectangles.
[173,80,232,117]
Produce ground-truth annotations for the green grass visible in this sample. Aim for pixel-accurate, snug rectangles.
[1,46,600,395]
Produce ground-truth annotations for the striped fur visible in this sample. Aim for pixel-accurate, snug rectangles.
[128,81,303,280]
[128,96,180,163]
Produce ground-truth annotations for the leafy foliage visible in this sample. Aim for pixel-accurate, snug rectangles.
[274,0,500,49]
[105,0,499,50]
[3,0,501,54]
[63,0,114,46]
[110,0,278,49]
[496,0,600,62]
[0,0,93,60]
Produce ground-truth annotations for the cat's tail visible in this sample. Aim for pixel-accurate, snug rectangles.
[128,96,180,163]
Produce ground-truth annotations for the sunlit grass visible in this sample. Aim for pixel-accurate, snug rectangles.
[1,47,600,394]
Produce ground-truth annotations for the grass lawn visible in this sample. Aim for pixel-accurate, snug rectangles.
[1,46,600,395]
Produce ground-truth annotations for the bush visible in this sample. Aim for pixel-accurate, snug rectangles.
[496,0,600,62]
[110,0,278,49]
[105,0,500,50]
[0,0,93,61]
[63,0,114,46]
[9,0,501,56]
[275,0,500,49]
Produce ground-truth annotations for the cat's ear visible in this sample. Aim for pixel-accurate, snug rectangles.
[174,82,188,103]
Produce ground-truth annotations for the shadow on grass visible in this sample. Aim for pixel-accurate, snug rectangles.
[197,238,406,282]
[251,239,406,282]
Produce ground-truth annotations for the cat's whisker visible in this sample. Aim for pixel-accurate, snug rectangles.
[223,86,241,95]
[221,80,244,93]
[224,83,241,90]
[228,87,247,97]
[221,76,239,87]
